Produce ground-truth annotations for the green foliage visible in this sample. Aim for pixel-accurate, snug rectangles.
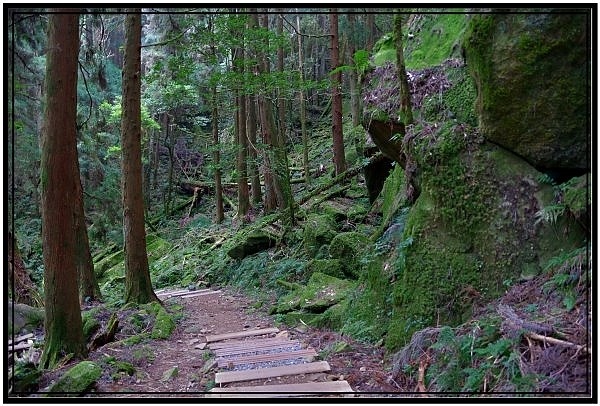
[426,320,535,392]
[405,14,468,69]
[353,49,370,76]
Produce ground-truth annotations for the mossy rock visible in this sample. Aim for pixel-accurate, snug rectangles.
[227,230,277,260]
[8,302,44,335]
[81,312,101,342]
[47,361,102,394]
[328,232,370,278]
[305,259,345,279]
[151,306,175,339]
[465,13,588,170]
[302,214,338,257]
[274,272,356,314]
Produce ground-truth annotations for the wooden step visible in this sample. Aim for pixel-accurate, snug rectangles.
[217,348,317,368]
[205,328,279,343]
[215,340,300,357]
[179,290,221,299]
[215,361,331,384]
[157,288,212,298]
[209,380,353,396]
[209,337,290,350]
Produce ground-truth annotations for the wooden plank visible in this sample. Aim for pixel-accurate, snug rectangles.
[179,290,221,299]
[209,337,291,350]
[205,328,279,343]
[9,342,32,352]
[158,288,213,298]
[217,348,317,367]
[8,333,34,345]
[210,380,353,393]
[214,340,300,356]
[215,361,331,384]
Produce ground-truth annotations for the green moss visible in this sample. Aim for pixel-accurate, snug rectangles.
[274,272,356,314]
[302,214,338,257]
[305,259,344,279]
[279,311,321,327]
[81,311,101,342]
[376,165,406,238]
[328,232,370,278]
[47,361,102,394]
[150,306,175,339]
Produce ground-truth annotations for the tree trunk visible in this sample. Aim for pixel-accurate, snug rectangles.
[347,13,363,156]
[296,13,310,187]
[121,10,159,305]
[247,93,262,205]
[366,13,376,51]
[211,84,224,223]
[330,10,347,176]
[276,10,295,227]
[75,174,101,303]
[39,9,87,368]
[8,231,41,307]
[257,12,278,213]
[394,13,413,125]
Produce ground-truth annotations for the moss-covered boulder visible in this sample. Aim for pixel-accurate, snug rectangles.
[329,232,370,278]
[227,230,278,260]
[305,259,345,279]
[274,272,356,314]
[8,302,44,335]
[302,214,338,257]
[47,361,102,394]
[150,305,175,340]
[464,13,589,171]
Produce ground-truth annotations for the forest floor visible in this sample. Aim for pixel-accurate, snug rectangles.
[36,285,400,398]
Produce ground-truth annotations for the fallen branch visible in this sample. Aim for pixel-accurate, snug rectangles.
[8,333,33,346]
[525,332,589,354]
[297,152,381,206]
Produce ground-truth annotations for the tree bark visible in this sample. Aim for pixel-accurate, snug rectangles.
[257,12,278,213]
[394,12,413,125]
[8,231,40,307]
[295,13,311,187]
[347,13,363,156]
[276,9,295,227]
[121,10,159,305]
[211,83,224,223]
[330,10,347,176]
[39,9,87,368]
[75,174,101,303]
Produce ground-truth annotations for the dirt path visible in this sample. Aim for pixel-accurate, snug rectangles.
[83,286,399,397]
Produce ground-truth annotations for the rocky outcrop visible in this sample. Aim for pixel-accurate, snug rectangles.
[464,12,589,173]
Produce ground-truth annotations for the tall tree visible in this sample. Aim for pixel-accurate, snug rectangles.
[233,12,250,219]
[208,16,224,223]
[39,9,87,368]
[256,12,278,213]
[347,12,363,156]
[330,10,347,175]
[121,10,159,304]
[75,173,101,303]
[394,12,413,126]
[295,12,310,186]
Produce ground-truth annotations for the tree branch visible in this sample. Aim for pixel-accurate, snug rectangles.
[280,15,333,38]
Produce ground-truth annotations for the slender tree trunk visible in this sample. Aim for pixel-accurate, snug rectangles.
[39,9,86,368]
[75,173,101,303]
[394,13,413,125]
[121,10,159,305]
[247,94,262,204]
[330,10,347,176]
[296,13,310,186]
[211,83,224,223]
[233,43,250,219]
[276,10,295,227]
[347,13,363,156]
[366,13,376,51]
[257,12,278,213]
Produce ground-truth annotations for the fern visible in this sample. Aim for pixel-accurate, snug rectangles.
[534,204,565,226]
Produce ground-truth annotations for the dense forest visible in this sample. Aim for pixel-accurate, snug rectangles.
[7,7,592,398]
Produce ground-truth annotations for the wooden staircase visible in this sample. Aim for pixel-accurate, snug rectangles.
[202,327,353,397]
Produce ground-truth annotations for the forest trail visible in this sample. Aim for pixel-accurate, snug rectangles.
[85,286,398,397]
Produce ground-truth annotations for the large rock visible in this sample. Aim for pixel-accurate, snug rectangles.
[227,230,277,260]
[47,361,102,394]
[464,13,589,172]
